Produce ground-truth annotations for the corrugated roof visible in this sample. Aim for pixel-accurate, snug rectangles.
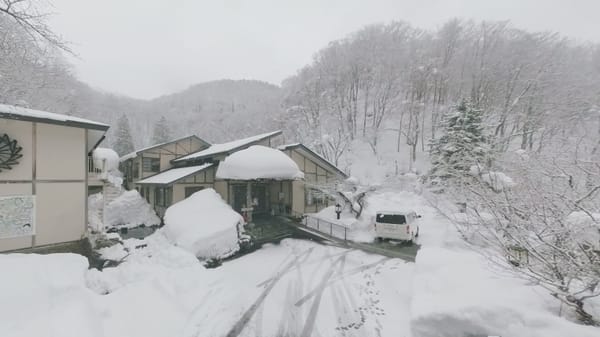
[173,130,282,162]
[136,163,213,185]
[0,104,109,130]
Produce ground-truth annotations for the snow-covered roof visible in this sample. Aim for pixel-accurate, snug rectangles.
[0,104,109,130]
[136,163,213,185]
[119,135,210,162]
[173,130,282,163]
[216,145,304,180]
[279,143,347,178]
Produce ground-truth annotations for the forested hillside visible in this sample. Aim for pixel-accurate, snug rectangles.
[282,20,600,177]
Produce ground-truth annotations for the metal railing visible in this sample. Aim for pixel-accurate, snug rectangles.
[88,156,103,174]
[303,214,349,241]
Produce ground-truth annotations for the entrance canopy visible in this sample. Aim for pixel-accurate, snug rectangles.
[216,145,304,180]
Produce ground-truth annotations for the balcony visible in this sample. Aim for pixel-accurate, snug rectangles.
[88,155,107,186]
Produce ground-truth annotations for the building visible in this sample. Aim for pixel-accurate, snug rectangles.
[120,131,347,218]
[0,104,109,252]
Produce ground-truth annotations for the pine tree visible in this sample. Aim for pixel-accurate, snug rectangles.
[151,116,171,144]
[428,99,489,184]
[113,114,135,156]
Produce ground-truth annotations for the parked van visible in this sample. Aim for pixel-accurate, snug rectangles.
[374,211,420,242]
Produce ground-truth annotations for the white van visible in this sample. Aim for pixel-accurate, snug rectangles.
[374,211,420,242]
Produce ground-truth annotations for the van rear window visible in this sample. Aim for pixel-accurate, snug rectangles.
[376,214,406,225]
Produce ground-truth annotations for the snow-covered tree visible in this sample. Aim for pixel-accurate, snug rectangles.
[113,115,135,156]
[444,152,600,325]
[427,99,489,184]
[151,116,171,144]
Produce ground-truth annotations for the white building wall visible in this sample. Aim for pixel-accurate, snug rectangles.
[0,119,88,251]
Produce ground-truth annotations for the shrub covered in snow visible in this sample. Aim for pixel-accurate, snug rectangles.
[162,188,245,259]
[105,190,161,228]
[88,190,160,231]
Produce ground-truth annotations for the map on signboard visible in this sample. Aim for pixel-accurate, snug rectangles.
[0,195,35,238]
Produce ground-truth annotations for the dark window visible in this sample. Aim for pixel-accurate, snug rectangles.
[185,186,204,198]
[154,187,172,207]
[143,158,160,172]
[376,214,406,225]
[154,187,163,206]
[133,161,139,178]
[306,188,326,206]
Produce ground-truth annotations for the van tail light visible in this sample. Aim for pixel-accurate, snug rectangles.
[406,225,410,234]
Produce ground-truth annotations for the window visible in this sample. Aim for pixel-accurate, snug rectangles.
[154,187,163,207]
[143,157,160,172]
[185,186,204,198]
[133,161,139,178]
[305,188,326,206]
[154,187,172,207]
[376,214,406,225]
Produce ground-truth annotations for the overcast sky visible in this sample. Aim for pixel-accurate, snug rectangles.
[47,0,600,100]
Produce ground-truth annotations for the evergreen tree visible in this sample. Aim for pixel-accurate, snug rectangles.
[428,99,489,184]
[113,114,135,156]
[151,116,171,144]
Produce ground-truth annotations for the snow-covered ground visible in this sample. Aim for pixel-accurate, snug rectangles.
[2,189,599,337]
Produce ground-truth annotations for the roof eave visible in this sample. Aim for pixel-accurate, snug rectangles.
[173,130,283,164]
[0,112,110,131]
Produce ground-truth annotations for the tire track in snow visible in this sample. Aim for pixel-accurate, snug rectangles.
[294,257,390,307]
[224,247,314,337]
[299,252,347,337]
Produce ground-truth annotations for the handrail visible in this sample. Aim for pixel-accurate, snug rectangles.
[87,156,103,174]
[303,214,348,241]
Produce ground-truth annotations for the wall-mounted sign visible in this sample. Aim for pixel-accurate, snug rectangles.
[0,133,23,172]
[0,195,35,239]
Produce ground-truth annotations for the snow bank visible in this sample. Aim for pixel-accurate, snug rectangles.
[162,188,244,259]
[216,145,304,180]
[88,190,160,230]
[0,253,101,337]
[411,245,600,337]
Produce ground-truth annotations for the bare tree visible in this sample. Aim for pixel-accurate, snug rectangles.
[440,151,600,325]
[0,0,71,53]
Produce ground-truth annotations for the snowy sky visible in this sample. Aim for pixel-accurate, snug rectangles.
[47,0,600,100]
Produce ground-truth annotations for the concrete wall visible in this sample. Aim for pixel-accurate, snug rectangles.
[0,119,87,252]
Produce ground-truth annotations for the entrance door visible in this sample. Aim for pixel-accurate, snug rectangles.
[251,184,268,214]
[231,183,269,214]
[232,184,247,212]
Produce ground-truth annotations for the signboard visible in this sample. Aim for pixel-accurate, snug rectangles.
[0,195,35,239]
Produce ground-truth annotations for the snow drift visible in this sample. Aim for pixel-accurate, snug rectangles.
[162,188,244,259]
[216,145,304,180]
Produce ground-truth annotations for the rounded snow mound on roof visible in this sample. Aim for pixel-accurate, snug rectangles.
[216,145,304,180]
[92,148,119,172]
